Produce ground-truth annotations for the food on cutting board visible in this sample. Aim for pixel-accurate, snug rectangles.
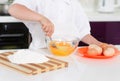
[87,44,116,56]
[0,52,68,75]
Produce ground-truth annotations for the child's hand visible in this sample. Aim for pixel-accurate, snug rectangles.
[40,16,54,37]
[100,43,117,51]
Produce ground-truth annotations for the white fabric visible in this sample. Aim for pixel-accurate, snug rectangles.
[7,50,49,64]
[12,0,90,49]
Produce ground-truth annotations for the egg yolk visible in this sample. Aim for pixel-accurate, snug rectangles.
[49,41,75,56]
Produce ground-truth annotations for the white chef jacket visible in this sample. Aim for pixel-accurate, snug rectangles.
[12,0,90,49]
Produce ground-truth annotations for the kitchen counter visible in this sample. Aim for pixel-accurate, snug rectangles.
[0,46,120,81]
[86,11,120,22]
[0,16,20,23]
[0,10,120,22]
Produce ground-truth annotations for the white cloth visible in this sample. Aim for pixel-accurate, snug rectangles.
[12,0,90,49]
[7,50,49,64]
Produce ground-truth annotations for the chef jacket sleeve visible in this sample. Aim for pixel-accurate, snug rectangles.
[12,0,37,11]
[74,1,91,40]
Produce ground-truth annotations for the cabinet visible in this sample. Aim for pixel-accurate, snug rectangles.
[79,22,120,46]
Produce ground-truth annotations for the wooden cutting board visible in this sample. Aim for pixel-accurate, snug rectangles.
[0,52,68,75]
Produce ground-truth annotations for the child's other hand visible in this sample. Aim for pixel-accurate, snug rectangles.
[100,43,118,52]
[40,16,54,37]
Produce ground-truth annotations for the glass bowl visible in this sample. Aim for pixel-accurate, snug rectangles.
[46,36,79,56]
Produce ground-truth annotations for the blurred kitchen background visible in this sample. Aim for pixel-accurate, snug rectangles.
[0,0,120,49]
[80,0,120,12]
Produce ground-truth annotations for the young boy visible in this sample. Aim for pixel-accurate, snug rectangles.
[8,0,111,49]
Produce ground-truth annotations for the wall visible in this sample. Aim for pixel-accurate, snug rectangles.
[79,0,97,11]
